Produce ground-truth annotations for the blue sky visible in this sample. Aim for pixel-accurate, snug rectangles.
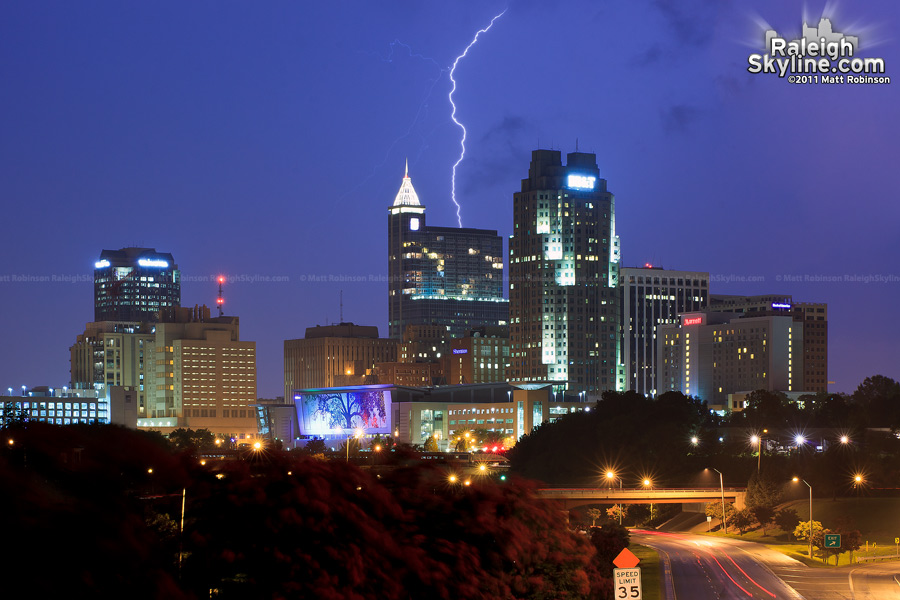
[1,0,898,397]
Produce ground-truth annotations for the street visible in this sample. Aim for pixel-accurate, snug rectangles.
[631,530,900,599]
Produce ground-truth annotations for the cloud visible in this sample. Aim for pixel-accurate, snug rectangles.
[660,104,702,133]
[651,0,718,47]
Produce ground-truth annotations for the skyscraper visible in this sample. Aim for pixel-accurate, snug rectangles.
[509,149,623,397]
[387,164,507,339]
[94,247,180,322]
[620,266,709,396]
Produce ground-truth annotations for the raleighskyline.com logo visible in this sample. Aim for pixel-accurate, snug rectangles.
[748,17,889,84]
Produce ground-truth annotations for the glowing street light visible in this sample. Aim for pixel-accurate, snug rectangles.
[840,435,850,445]
[690,436,699,446]
[792,477,813,558]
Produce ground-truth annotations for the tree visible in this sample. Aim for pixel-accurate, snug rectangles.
[167,428,216,453]
[731,509,754,535]
[590,522,630,578]
[705,501,736,531]
[606,504,628,524]
[746,473,784,509]
[422,435,438,452]
[794,520,824,545]
[775,508,800,537]
[752,505,776,535]
[586,508,602,526]
[1,401,28,427]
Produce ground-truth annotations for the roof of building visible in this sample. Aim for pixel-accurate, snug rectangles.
[392,161,421,207]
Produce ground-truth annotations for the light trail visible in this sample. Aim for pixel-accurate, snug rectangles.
[448,8,507,227]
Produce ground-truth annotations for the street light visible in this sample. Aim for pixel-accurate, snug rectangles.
[690,436,699,446]
[751,432,766,473]
[793,477,813,558]
[606,470,623,524]
[712,468,727,534]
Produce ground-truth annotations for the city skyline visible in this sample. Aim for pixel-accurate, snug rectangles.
[1,1,898,398]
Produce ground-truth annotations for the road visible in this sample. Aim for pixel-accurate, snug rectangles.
[632,530,802,599]
[632,530,900,599]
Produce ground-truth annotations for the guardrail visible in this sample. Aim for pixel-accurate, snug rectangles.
[856,554,900,562]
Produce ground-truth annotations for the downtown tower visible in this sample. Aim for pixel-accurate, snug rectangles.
[509,150,624,398]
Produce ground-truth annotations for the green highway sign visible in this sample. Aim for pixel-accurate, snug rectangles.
[824,534,841,548]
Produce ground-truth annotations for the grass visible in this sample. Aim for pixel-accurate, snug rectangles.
[629,544,661,599]
[701,497,900,567]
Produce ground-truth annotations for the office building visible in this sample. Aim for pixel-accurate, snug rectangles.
[93,247,180,322]
[620,266,709,396]
[657,312,802,407]
[284,323,398,397]
[70,321,155,416]
[449,325,510,384]
[709,295,828,392]
[141,305,258,442]
[509,149,623,397]
[387,164,508,339]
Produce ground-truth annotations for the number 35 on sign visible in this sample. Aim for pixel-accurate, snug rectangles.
[614,568,642,599]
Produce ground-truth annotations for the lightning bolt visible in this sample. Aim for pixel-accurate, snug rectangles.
[449,9,507,227]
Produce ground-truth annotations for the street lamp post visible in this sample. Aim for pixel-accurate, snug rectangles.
[713,468,727,534]
[793,477,813,558]
[606,471,623,524]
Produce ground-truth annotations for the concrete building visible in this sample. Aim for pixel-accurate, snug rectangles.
[388,164,508,339]
[140,305,258,442]
[709,295,828,392]
[509,149,623,397]
[70,320,154,417]
[448,325,510,384]
[284,323,398,396]
[93,247,180,322]
[620,266,709,397]
[657,312,802,408]
[288,382,592,450]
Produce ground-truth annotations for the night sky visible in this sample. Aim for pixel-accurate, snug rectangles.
[2,1,897,398]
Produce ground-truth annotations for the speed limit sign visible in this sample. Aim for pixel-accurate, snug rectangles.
[613,568,642,599]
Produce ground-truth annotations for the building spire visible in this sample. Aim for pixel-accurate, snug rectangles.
[393,161,421,207]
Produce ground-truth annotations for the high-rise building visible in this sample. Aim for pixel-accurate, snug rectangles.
[94,247,180,322]
[70,320,155,416]
[709,295,828,392]
[657,311,802,406]
[509,149,623,397]
[284,323,399,397]
[620,266,709,396]
[144,305,258,441]
[387,164,508,339]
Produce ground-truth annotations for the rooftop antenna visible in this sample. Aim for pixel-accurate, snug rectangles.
[216,275,225,317]
[575,138,579,151]
[340,290,344,323]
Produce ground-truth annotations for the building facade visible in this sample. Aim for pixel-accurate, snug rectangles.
[140,305,258,442]
[94,247,180,322]
[387,165,508,339]
[709,295,828,392]
[289,382,591,450]
[620,266,709,397]
[509,149,623,397]
[284,323,399,397]
[70,320,155,415]
[657,312,802,407]
[448,325,510,385]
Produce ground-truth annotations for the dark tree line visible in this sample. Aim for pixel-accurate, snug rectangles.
[1,422,616,599]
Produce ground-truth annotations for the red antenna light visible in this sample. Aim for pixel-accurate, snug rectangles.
[216,275,225,316]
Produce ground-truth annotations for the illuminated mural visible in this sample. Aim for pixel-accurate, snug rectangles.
[296,388,391,436]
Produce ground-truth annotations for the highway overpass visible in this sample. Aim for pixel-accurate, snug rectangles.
[536,487,746,510]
